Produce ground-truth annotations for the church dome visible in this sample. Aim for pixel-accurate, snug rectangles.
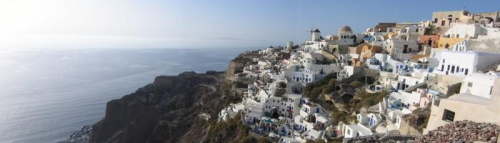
[338,25,353,36]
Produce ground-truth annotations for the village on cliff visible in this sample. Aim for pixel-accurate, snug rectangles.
[217,10,500,143]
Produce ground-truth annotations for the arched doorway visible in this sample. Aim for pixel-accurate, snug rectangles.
[271,107,280,119]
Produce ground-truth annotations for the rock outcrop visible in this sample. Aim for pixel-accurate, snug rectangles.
[88,52,260,143]
[416,120,500,143]
[90,71,241,143]
[225,52,262,80]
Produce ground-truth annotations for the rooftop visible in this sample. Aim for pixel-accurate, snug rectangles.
[347,123,372,135]
[446,93,490,105]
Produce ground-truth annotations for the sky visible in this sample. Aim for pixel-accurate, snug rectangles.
[0,0,499,49]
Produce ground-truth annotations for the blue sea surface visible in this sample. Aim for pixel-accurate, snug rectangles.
[0,47,257,143]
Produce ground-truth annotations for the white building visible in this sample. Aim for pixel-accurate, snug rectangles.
[386,39,420,61]
[387,90,422,110]
[357,113,382,128]
[311,29,321,42]
[435,42,500,77]
[218,103,245,121]
[391,73,427,91]
[292,67,317,83]
[365,34,386,47]
[293,102,331,138]
[460,71,499,99]
[338,66,360,79]
[264,94,301,119]
[287,41,294,50]
[243,101,264,124]
[397,25,425,41]
[333,25,359,46]
[444,23,486,39]
[343,123,373,138]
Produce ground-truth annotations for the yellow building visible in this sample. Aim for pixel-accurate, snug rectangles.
[432,10,471,27]
[360,44,382,61]
[437,37,464,49]
[470,11,500,25]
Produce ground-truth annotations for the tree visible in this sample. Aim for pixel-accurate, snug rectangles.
[425,25,442,35]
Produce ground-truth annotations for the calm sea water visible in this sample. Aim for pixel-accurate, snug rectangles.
[0,47,257,143]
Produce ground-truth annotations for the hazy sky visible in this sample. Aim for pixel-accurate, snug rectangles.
[0,0,499,49]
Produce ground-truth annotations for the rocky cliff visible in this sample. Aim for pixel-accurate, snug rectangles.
[89,71,245,143]
[87,52,260,143]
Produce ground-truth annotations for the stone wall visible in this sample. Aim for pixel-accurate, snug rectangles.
[342,134,416,143]
[427,74,463,96]
[399,119,423,136]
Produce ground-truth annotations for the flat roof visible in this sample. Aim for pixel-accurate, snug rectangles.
[285,93,302,99]
[347,124,372,135]
[245,102,263,117]
[446,93,490,105]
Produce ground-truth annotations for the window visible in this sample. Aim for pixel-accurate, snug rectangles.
[347,129,351,135]
[442,109,455,122]
[490,87,493,95]
[468,82,473,87]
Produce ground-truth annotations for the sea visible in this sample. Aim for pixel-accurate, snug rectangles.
[0,47,258,143]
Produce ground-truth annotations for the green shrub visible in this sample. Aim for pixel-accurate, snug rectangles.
[278,82,287,88]
[242,136,257,143]
[350,81,363,88]
[257,137,272,143]
[331,111,347,124]
[376,92,388,101]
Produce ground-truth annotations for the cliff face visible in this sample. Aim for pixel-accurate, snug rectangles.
[90,71,239,143]
[89,51,260,143]
[225,52,262,80]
